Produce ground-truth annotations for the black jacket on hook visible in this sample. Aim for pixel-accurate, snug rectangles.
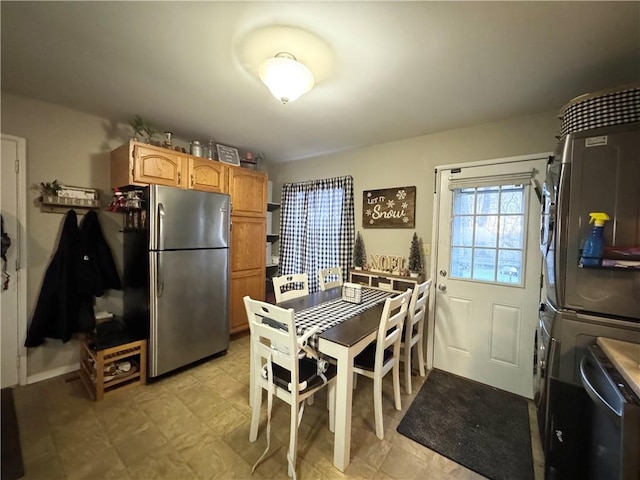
[25,210,121,347]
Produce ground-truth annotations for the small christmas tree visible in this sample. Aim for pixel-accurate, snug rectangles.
[408,232,423,274]
[353,232,367,269]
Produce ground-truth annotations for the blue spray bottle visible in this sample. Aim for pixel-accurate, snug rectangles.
[579,212,610,267]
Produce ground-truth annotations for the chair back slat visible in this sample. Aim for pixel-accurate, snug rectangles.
[407,279,432,334]
[318,266,343,291]
[376,289,412,368]
[244,297,299,380]
[272,273,310,303]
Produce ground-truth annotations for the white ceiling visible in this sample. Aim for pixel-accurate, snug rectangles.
[2,2,639,163]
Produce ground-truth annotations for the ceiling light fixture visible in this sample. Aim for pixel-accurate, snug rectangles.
[258,52,315,104]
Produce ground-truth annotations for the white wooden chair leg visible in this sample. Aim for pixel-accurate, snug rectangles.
[393,361,402,411]
[328,382,336,433]
[249,382,262,442]
[404,345,412,395]
[373,376,384,439]
[417,339,426,376]
[288,402,299,478]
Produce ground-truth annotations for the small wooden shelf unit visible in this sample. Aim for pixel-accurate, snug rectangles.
[79,339,147,401]
[349,270,425,292]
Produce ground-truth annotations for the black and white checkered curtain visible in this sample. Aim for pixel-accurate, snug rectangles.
[278,176,354,293]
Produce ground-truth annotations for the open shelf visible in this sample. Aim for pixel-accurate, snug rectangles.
[580,261,640,271]
[40,195,100,213]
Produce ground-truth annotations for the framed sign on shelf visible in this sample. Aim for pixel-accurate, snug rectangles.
[363,186,416,228]
[216,144,240,166]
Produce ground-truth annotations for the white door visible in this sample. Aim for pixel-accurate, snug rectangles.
[432,156,547,399]
[1,135,26,387]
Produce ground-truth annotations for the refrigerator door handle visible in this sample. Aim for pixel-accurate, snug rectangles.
[157,203,165,251]
[157,252,164,298]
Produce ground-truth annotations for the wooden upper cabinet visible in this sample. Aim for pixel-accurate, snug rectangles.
[111,141,228,193]
[111,142,184,189]
[227,167,267,217]
[187,157,226,193]
[133,145,184,188]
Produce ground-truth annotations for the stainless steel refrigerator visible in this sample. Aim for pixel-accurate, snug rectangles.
[123,185,230,378]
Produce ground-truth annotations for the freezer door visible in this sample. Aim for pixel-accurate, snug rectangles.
[149,248,229,377]
[149,185,230,250]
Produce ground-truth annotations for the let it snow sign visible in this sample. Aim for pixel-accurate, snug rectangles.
[363,186,416,228]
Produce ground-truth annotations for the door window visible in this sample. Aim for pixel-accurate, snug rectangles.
[450,185,526,285]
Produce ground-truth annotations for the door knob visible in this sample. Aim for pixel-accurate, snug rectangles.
[438,284,447,292]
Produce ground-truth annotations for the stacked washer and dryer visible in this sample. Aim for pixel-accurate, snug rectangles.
[534,84,640,478]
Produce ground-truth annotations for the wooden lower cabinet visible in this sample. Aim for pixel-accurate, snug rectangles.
[230,269,265,334]
[230,215,266,333]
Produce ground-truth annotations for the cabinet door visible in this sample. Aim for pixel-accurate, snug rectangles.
[230,269,265,334]
[228,167,267,217]
[231,216,266,272]
[133,144,184,188]
[188,158,226,193]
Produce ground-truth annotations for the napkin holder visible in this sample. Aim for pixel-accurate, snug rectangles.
[342,282,362,304]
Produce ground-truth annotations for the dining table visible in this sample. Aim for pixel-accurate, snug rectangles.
[248,286,396,472]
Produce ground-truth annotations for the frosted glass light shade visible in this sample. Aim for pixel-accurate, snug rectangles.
[258,53,315,104]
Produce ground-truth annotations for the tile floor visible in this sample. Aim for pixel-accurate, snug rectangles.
[12,334,544,479]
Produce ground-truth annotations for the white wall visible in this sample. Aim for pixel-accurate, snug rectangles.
[268,110,559,274]
[1,92,129,380]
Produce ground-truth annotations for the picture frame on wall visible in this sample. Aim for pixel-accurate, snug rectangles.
[362,186,416,228]
[216,144,240,166]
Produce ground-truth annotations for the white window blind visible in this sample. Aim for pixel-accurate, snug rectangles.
[448,170,534,190]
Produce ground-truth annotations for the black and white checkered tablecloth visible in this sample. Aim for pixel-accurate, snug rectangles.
[295,288,396,352]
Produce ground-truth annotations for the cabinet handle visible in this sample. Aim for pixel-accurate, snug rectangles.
[178,172,181,185]
[191,174,194,188]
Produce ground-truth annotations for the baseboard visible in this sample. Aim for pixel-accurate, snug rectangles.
[27,363,80,385]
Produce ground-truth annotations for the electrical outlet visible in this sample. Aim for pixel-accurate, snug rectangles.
[424,244,431,256]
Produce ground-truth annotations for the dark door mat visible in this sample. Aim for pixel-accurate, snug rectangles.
[397,369,534,480]
[1,387,24,480]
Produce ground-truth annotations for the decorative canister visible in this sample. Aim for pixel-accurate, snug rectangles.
[190,140,202,157]
[162,131,173,148]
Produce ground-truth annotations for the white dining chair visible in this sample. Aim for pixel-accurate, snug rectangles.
[272,273,309,303]
[244,296,336,479]
[400,279,432,394]
[352,288,412,439]
[318,266,343,291]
